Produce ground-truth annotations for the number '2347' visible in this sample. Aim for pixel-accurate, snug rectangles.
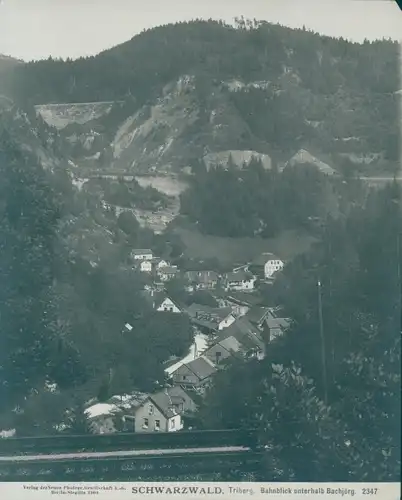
[362,488,378,495]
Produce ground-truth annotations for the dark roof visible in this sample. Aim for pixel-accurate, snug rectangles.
[158,266,178,275]
[132,249,152,255]
[184,356,217,380]
[226,270,254,282]
[185,270,219,284]
[187,303,232,320]
[220,317,265,351]
[225,291,263,307]
[186,304,233,331]
[216,336,243,354]
[265,316,291,330]
[245,306,271,325]
[148,391,178,419]
[165,385,197,406]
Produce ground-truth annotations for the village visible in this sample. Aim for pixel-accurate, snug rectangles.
[85,248,291,435]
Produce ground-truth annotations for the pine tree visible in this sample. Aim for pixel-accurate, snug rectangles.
[68,400,93,435]
[0,130,62,412]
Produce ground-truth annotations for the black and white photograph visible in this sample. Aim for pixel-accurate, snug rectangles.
[0,0,401,491]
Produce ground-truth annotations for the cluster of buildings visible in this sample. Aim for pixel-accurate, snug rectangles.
[85,248,290,435]
[131,248,285,293]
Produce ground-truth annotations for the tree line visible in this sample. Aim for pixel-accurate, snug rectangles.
[180,160,365,238]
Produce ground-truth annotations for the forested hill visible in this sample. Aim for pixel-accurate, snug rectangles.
[4,20,399,104]
[1,19,399,175]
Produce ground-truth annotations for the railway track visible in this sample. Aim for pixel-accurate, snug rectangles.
[0,449,262,481]
[0,429,258,457]
[0,446,250,462]
[0,429,262,480]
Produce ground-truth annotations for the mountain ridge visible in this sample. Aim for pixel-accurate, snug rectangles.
[1,20,400,178]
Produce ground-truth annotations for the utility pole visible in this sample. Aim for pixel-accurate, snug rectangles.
[318,280,328,405]
[397,232,401,293]
[397,232,401,333]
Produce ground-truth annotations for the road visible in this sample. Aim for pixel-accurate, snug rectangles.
[361,176,402,186]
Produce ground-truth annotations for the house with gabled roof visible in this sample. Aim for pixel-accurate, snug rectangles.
[162,385,198,414]
[217,317,266,360]
[244,306,272,330]
[203,336,243,366]
[264,315,291,342]
[186,303,235,332]
[248,252,285,281]
[224,270,256,292]
[157,265,179,282]
[132,249,153,261]
[155,259,170,269]
[144,290,182,313]
[139,260,153,273]
[184,270,219,292]
[218,291,263,317]
[170,356,217,390]
[133,389,184,433]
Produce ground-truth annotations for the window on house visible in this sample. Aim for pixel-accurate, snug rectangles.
[149,404,154,415]
[171,419,175,429]
[182,375,187,381]
[143,418,149,429]
[155,420,160,431]
[216,351,222,363]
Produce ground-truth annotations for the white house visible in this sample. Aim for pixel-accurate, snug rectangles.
[139,260,153,273]
[133,392,183,433]
[250,253,284,279]
[225,270,256,292]
[156,259,170,269]
[132,249,153,261]
[155,296,182,313]
[157,266,178,282]
[264,258,284,279]
[147,291,182,313]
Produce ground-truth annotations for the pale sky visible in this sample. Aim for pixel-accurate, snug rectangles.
[0,0,401,61]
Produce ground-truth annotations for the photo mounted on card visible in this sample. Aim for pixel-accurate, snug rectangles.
[0,0,400,499]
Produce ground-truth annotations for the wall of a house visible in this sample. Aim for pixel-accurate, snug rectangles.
[226,280,255,291]
[168,414,183,432]
[140,262,153,272]
[264,260,284,278]
[204,344,232,365]
[172,365,200,386]
[133,253,153,260]
[157,298,181,313]
[134,401,168,433]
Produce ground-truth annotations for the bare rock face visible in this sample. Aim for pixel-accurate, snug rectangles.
[33,75,274,177]
[35,102,116,130]
[286,149,336,176]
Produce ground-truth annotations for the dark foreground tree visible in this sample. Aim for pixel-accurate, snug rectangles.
[0,131,62,411]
